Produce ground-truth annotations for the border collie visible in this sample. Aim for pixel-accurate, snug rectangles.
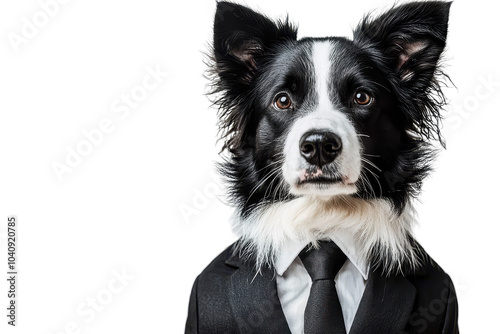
[186,1,458,333]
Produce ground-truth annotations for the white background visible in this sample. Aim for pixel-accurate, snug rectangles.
[0,0,498,333]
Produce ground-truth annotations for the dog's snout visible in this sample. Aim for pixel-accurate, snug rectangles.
[299,131,342,167]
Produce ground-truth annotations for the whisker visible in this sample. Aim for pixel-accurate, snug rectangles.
[359,170,376,198]
[253,159,283,174]
[363,166,383,196]
[263,170,283,201]
[245,167,282,205]
[361,157,382,172]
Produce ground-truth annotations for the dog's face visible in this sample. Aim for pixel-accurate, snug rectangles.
[211,2,450,217]
[254,39,402,199]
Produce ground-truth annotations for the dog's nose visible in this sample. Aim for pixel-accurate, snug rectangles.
[299,131,342,167]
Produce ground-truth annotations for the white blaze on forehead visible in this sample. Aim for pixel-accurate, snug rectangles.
[281,39,361,197]
[312,41,333,110]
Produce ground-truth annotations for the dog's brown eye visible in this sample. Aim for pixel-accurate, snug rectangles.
[354,91,373,106]
[274,93,292,110]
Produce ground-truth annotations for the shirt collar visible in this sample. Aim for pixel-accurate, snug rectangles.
[275,230,369,280]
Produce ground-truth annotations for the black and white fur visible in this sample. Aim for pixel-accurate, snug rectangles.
[210,1,451,274]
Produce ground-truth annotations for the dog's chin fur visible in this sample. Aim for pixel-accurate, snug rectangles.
[232,196,419,275]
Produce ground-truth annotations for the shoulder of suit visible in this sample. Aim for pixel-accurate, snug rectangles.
[197,241,245,278]
[405,242,454,286]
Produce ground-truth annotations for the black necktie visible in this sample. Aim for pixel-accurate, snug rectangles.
[299,240,348,334]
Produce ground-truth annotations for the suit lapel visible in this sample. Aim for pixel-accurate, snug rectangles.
[349,268,416,334]
[227,259,291,334]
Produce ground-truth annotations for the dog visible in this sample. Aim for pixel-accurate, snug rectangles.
[186,1,458,333]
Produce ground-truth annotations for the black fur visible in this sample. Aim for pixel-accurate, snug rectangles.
[209,1,451,217]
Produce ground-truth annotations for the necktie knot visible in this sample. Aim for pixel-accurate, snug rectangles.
[299,240,347,281]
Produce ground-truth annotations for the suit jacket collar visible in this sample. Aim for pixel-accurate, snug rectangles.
[349,267,417,334]
[274,230,370,280]
[226,257,291,333]
[225,248,416,334]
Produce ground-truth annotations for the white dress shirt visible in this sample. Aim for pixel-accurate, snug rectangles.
[275,230,369,334]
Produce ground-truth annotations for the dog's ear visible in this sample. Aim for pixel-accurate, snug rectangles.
[354,1,451,145]
[213,2,297,85]
[211,2,297,152]
[354,1,451,83]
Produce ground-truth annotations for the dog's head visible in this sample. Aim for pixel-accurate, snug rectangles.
[210,1,450,218]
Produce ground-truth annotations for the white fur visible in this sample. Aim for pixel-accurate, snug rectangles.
[233,197,418,274]
[282,41,362,197]
[313,41,333,107]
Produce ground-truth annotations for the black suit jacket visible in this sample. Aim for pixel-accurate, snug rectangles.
[186,242,458,333]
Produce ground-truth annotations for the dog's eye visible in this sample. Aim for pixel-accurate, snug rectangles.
[353,91,373,106]
[274,93,292,110]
